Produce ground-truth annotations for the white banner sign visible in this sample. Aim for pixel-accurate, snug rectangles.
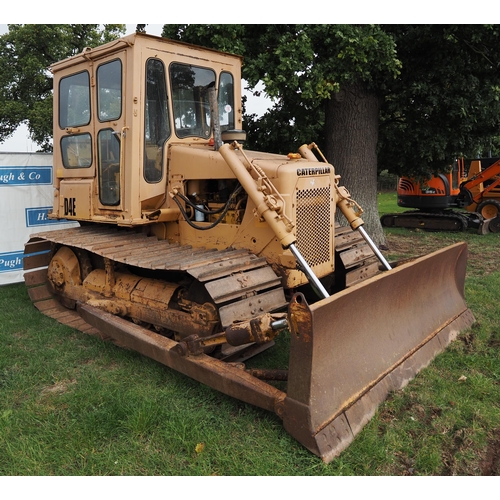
[0,152,79,285]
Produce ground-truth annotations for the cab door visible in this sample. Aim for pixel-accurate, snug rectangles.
[93,52,126,210]
[140,51,172,209]
[56,61,96,220]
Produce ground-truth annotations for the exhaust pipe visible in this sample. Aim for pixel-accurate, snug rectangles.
[207,85,222,151]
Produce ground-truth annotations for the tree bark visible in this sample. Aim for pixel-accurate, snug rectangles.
[325,81,387,248]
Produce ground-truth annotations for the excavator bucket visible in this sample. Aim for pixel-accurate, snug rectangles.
[283,241,474,462]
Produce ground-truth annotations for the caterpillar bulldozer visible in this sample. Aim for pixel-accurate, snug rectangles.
[381,157,500,233]
[24,33,475,462]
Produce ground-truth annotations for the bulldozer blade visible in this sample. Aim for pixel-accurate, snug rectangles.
[283,242,474,463]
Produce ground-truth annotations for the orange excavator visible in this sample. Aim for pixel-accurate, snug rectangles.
[381,157,500,233]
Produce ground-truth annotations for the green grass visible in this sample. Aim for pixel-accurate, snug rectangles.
[1,194,499,475]
[377,190,406,215]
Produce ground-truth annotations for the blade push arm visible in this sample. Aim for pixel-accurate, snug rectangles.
[219,141,330,299]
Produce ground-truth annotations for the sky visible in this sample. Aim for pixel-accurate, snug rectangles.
[0,23,272,152]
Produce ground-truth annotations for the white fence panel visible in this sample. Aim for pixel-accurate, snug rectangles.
[0,152,79,285]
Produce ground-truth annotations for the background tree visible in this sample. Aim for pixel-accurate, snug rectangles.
[379,24,500,177]
[162,24,500,245]
[0,24,125,151]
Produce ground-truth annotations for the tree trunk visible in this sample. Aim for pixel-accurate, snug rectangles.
[325,81,387,248]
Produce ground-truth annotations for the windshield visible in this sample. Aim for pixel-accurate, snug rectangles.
[170,63,235,139]
[170,63,214,139]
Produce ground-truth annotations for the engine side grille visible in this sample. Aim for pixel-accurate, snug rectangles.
[295,186,332,267]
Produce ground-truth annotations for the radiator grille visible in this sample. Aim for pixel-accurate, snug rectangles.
[295,186,331,267]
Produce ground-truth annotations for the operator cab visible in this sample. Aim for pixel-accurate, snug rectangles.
[50,33,243,225]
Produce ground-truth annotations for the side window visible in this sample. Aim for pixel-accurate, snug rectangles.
[97,59,122,122]
[144,58,170,183]
[170,63,215,138]
[97,129,120,206]
[59,71,90,128]
[219,72,235,132]
[61,134,92,168]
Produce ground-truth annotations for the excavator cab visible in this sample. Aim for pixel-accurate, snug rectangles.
[25,33,474,462]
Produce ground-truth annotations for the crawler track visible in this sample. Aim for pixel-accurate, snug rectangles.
[24,224,379,339]
[380,210,483,232]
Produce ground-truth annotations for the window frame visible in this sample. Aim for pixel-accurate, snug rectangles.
[60,133,93,169]
[169,62,216,140]
[97,127,121,206]
[218,71,235,132]
[143,57,171,184]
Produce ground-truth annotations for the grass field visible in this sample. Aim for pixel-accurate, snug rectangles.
[1,192,499,476]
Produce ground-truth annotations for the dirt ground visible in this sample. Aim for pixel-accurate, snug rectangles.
[385,231,498,277]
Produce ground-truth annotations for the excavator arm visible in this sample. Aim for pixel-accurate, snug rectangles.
[459,158,500,205]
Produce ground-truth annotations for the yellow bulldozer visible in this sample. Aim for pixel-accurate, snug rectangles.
[24,33,474,462]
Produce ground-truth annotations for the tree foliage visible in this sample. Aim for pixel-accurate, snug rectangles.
[379,25,500,177]
[0,24,125,151]
[162,25,401,153]
[163,24,500,176]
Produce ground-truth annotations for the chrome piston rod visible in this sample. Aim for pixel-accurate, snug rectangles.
[289,243,330,300]
[357,225,392,271]
[288,225,392,303]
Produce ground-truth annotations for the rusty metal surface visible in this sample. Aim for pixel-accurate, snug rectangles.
[205,267,282,304]
[218,288,287,328]
[25,231,288,415]
[24,238,102,337]
[283,242,474,462]
[33,227,262,276]
[333,224,380,288]
[337,243,377,269]
[24,227,474,463]
[28,227,287,328]
[246,369,288,381]
[35,223,378,286]
[78,303,287,416]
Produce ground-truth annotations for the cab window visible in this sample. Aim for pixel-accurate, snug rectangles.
[219,72,235,132]
[97,128,120,206]
[59,71,90,128]
[97,59,122,122]
[144,58,170,183]
[170,63,215,139]
[61,134,92,169]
